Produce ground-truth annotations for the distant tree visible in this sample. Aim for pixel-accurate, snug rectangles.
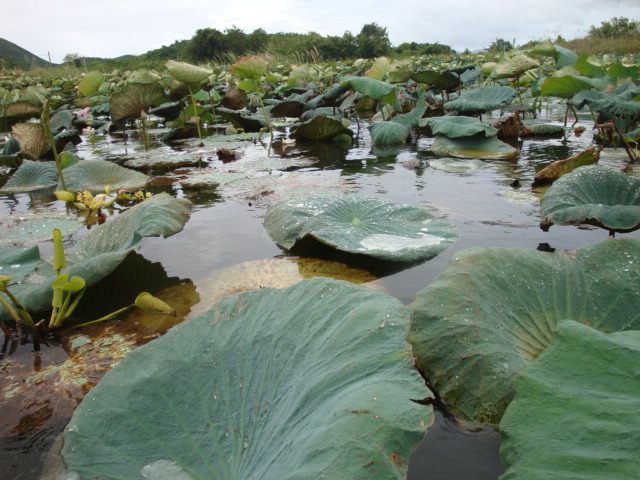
[487,38,514,53]
[186,28,226,61]
[356,23,391,58]
[63,52,84,68]
[224,26,248,55]
[247,28,269,52]
[588,16,639,38]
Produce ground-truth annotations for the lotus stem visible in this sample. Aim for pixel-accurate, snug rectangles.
[188,87,202,139]
[71,304,134,328]
[42,99,67,190]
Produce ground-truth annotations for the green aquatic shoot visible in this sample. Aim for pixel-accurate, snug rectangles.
[73,292,175,328]
[0,275,37,334]
[49,228,86,328]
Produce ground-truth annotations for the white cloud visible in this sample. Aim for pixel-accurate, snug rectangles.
[3,0,639,63]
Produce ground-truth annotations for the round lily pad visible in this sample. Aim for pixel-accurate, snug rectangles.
[264,193,459,262]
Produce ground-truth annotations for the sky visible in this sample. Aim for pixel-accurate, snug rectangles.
[3,0,640,64]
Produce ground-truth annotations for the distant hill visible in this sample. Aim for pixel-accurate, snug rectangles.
[0,38,50,68]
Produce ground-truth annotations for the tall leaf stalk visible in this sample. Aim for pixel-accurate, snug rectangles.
[42,98,67,190]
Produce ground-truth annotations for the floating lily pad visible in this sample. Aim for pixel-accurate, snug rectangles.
[264,193,459,262]
[408,238,640,423]
[427,158,487,173]
[540,165,640,233]
[500,321,640,479]
[124,151,202,169]
[60,160,150,193]
[0,159,57,192]
[444,86,517,114]
[58,278,431,480]
[431,133,519,159]
[421,116,498,138]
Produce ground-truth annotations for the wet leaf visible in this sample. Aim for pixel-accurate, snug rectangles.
[431,133,519,159]
[60,160,149,193]
[11,122,49,160]
[0,159,58,193]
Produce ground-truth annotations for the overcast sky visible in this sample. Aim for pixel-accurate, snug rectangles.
[4,0,640,64]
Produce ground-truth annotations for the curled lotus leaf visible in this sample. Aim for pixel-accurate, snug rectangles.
[290,115,353,141]
[78,71,105,97]
[11,122,49,159]
[58,277,431,480]
[540,165,640,233]
[431,133,519,159]
[165,60,212,88]
[369,121,411,145]
[229,55,268,81]
[339,76,396,104]
[444,86,517,114]
[411,69,460,91]
[500,321,640,480]
[110,82,166,123]
[264,193,459,262]
[420,116,498,138]
[540,75,593,99]
[4,101,42,123]
[493,55,540,79]
[0,159,58,192]
[59,160,150,193]
[408,238,640,423]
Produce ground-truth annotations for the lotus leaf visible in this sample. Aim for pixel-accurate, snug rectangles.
[78,71,105,97]
[165,60,212,88]
[408,237,640,423]
[110,82,166,123]
[532,145,600,187]
[59,278,431,480]
[290,115,353,141]
[340,76,396,105]
[592,96,640,131]
[270,99,304,118]
[0,211,82,246]
[427,158,486,173]
[366,56,391,80]
[11,122,49,159]
[0,159,57,192]
[554,46,579,69]
[444,86,517,114]
[500,321,640,479]
[264,193,459,262]
[216,107,268,132]
[528,39,556,57]
[4,101,42,123]
[50,110,74,131]
[411,69,460,91]
[493,55,539,79]
[421,116,498,138]
[59,160,149,193]
[540,165,640,233]
[0,193,191,321]
[369,121,411,145]
[431,133,519,159]
[540,75,593,99]
[229,55,268,81]
[299,107,343,122]
[574,54,606,78]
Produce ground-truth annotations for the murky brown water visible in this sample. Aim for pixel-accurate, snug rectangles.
[2,108,639,479]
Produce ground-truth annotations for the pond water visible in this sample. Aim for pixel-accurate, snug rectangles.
[1,107,639,479]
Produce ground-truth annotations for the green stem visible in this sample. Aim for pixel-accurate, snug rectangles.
[71,304,134,328]
[188,87,202,139]
[42,99,67,190]
[1,288,36,333]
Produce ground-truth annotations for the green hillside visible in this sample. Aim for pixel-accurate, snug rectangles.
[0,38,50,68]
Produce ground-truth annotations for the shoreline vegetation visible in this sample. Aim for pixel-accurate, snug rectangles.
[1,16,638,73]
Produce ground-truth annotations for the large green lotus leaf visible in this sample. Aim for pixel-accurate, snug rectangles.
[554,45,579,69]
[540,75,593,99]
[290,115,353,141]
[78,71,105,97]
[165,60,212,88]
[340,76,396,104]
[408,237,640,423]
[444,86,517,113]
[528,39,556,57]
[574,54,606,78]
[568,89,607,108]
[592,96,640,130]
[0,194,192,321]
[0,245,41,281]
[500,321,640,479]
[11,122,49,159]
[420,116,498,138]
[59,160,149,193]
[540,165,640,233]
[493,55,540,79]
[431,133,519,159]
[110,82,166,123]
[264,194,459,262]
[369,121,411,145]
[0,159,57,192]
[59,277,431,480]
[388,87,427,128]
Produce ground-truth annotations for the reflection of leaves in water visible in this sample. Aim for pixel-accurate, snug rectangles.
[190,257,381,317]
[1,321,155,438]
